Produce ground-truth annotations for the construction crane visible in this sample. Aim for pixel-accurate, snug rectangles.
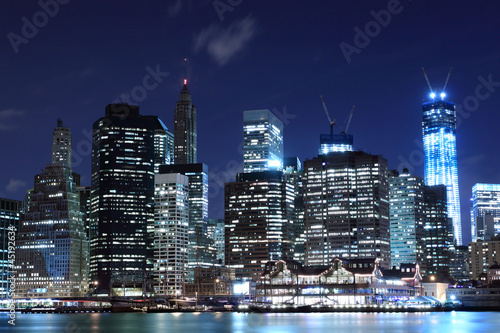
[320,95,335,135]
[340,105,355,135]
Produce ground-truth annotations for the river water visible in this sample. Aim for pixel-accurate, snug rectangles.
[5,311,500,333]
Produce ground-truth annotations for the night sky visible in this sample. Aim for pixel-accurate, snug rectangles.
[1,0,499,244]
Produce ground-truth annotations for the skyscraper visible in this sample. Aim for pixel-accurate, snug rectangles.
[304,151,390,268]
[423,185,453,277]
[0,198,23,299]
[52,118,72,166]
[174,78,197,164]
[422,97,462,245]
[90,104,163,295]
[243,109,284,173]
[154,172,189,296]
[389,169,425,271]
[470,183,500,242]
[225,171,294,280]
[319,133,353,154]
[16,120,88,298]
[153,119,174,172]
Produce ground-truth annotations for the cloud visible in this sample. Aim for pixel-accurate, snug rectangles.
[194,16,257,66]
[6,179,27,193]
[168,0,183,17]
[0,109,25,131]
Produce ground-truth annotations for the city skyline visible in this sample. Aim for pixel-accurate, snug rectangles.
[1,1,500,244]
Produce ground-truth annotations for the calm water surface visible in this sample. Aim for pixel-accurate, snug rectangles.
[5,311,500,333]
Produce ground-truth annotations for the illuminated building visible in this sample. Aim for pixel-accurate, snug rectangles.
[0,198,23,298]
[468,238,500,280]
[154,173,189,296]
[283,157,305,264]
[319,133,353,154]
[470,183,500,242]
[449,245,469,281]
[174,78,197,164]
[243,109,284,173]
[90,104,166,295]
[208,219,225,265]
[224,171,294,280]
[303,151,390,268]
[256,258,420,305]
[389,169,425,272]
[423,185,453,277]
[422,98,462,245]
[159,164,213,275]
[15,120,88,298]
[153,119,174,172]
[51,118,72,166]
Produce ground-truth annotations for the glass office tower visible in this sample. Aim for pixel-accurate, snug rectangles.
[471,183,500,242]
[243,109,284,173]
[319,133,353,154]
[422,98,462,245]
[0,198,23,298]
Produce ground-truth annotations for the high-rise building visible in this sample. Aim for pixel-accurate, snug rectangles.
[423,185,453,277]
[471,183,500,242]
[52,118,72,166]
[468,238,500,280]
[159,164,212,272]
[174,78,197,164]
[154,173,189,296]
[208,219,225,265]
[15,120,88,298]
[243,109,284,173]
[319,133,353,154]
[304,151,390,268]
[422,98,462,245]
[153,119,174,172]
[225,171,294,280]
[283,157,305,264]
[90,104,164,295]
[389,169,425,271]
[449,245,469,282]
[0,198,23,299]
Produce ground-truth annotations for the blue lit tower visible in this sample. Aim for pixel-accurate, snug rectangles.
[422,92,462,245]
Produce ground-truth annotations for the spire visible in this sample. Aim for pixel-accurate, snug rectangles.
[57,118,63,128]
[179,58,191,102]
[184,58,187,86]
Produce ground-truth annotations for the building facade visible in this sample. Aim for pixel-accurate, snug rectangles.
[468,239,500,281]
[174,79,197,165]
[243,109,284,173]
[423,185,453,277]
[422,99,462,245]
[304,151,390,268]
[319,133,354,154]
[389,169,425,271]
[0,198,23,299]
[153,173,189,296]
[471,183,500,242]
[225,171,294,280]
[90,104,162,295]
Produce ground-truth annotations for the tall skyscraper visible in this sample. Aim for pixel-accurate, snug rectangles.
[51,118,72,166]
[159,164,212,272]
[153,119,174,172]
[319,133,353,154]
[174,78,197,164]
[225,171,294,280]
[304,151,390,268]
[154,172,189,296]
[90,104,164,295]
[0,198,23,299]
[423,185,453,277]
[389,169,425,271]
[243,109,284,173]
[15,120,88,298]
[470,183,500,242]
[422,97,462,245]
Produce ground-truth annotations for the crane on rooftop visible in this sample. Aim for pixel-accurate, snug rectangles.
[320,95,335,135]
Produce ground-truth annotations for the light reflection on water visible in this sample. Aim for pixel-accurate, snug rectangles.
[6,311,500,333]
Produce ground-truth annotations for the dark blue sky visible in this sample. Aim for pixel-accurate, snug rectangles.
[1,0,499,243]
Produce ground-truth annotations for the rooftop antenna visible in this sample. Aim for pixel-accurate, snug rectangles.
[421,67,435,99]
[441,66,453,93]
[184,58,188,85]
